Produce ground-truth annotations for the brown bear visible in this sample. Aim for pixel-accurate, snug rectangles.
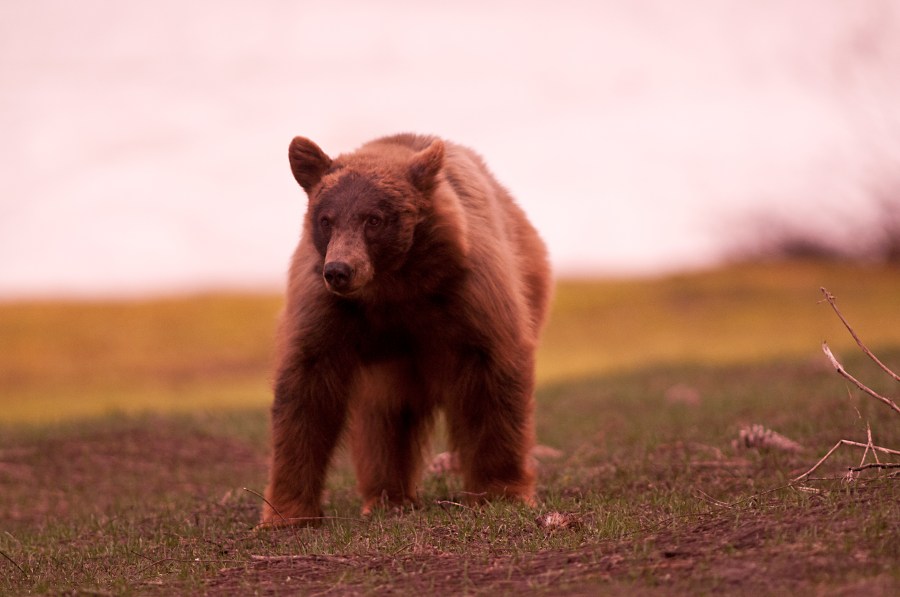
[261,133,551,526]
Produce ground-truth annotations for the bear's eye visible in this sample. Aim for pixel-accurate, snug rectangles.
[320,216,331,229]
[366,215,382,228]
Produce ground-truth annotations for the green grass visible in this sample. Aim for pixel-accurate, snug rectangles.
[1,261,899,594]
[2,352,897,594]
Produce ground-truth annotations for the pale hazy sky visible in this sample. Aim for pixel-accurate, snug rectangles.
[1,1,898,297]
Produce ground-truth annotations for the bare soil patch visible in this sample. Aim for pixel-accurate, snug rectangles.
[0,418,266,526]
[2,352,898,595]
[201,481,898,596]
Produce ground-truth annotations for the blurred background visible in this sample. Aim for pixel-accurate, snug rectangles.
[3,0,899,299]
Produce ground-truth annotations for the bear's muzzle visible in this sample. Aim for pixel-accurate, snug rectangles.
[323,261,353,293]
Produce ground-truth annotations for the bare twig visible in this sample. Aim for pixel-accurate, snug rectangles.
[804,291,899,483]
[792,439,900,482]
[128,548,156,563]
[243,487,310,555]
[241,489,365,526]
[637,484,796,533]
[243,487,291,527]
[820,287,900,384]
[848,463,900,472]
[435,499,473,510]
[834,440,899,456]
[250,554,299,562]
[251,554,338,562]
[0,548,26,577]
[693,489,733,508]
[864,423,881,466]
[793,485,822,494]
[793,440,845,482]
[250,554,318,562]
[133,556,245,577]
[255,515,365,526]
[822,343,900,416]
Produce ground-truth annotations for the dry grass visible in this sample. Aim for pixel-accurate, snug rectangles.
[0,294,281,422]
[540,261,900,382]
[2,261,900,423]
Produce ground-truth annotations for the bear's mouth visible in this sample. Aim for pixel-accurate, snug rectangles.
[325,283,359,297]
[323,277,366,297]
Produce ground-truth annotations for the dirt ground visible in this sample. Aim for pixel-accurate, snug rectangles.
[204,497,897,596]
[5,422,894,595]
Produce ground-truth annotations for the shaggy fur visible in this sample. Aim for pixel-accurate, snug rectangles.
[261,134,551,525]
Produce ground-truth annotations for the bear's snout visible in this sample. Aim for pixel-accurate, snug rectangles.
[323,261,353,293]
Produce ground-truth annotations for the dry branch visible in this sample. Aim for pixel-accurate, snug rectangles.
[862,423,880,467]
[792,439,900,482]
[0,548,25,577]
[848,463,900,472]
[243,487,310,555]
[795,289,900,484]
[820,287,900,384]
[822,343,900,416]
[435,499,473,510]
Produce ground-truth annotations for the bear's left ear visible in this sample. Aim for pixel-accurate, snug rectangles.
[288,136,333,195]
[409,139,445,194]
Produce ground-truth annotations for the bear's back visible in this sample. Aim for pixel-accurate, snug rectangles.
[364,134,522,245]
[359,134,551,336]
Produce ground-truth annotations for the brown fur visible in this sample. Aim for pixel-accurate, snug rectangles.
[261,134,551,525]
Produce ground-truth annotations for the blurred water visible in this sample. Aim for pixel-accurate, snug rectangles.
[1,1,898,297]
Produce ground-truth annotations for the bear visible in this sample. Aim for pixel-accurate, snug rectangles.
[260,133,551,526]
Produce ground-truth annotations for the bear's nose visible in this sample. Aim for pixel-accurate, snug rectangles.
[323,261,353,291]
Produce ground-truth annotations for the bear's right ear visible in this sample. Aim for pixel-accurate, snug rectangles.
[409,139,445,194]
[288,136,333,194]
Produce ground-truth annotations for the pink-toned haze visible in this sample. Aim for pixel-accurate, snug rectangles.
[1,1,898,297]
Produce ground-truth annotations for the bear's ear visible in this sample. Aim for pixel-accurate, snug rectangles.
[288,136,333,194]
[409,139,445,194]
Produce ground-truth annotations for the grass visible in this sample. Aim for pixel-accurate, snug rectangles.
[0,294,280,423]
[541,260,900,382]
[1,261,899,594]
[3,260,899,424]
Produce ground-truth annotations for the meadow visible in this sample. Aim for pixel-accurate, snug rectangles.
[0,261,898,594]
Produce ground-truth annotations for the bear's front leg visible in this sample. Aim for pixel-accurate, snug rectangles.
[444,349,537,505]
[261,363,350,527]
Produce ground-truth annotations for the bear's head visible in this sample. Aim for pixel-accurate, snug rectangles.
[288,136,445,298]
